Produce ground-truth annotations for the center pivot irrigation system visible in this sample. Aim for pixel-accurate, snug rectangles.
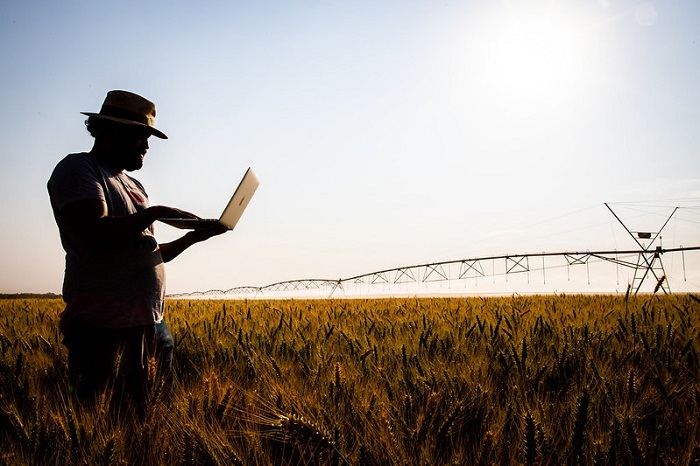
[170,203,699,298]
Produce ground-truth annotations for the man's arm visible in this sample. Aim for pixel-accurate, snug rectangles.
[159,225,229,263]
[55,199,200,247]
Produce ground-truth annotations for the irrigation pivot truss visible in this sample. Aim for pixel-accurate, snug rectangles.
[169,203,700,299]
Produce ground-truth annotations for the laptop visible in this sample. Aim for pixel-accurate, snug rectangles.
[159,167,259,230]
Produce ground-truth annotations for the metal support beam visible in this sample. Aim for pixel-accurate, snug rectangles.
[506,256,529,274]
[604,203,678,294]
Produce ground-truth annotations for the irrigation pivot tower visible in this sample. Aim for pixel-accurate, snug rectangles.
[604,203,676,295]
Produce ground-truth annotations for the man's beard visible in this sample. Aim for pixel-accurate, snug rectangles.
[124,154,145,171]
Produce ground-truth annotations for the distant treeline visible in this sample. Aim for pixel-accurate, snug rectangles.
[0,293,61,299]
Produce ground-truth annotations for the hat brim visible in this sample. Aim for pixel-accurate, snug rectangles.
[81,112,168,139]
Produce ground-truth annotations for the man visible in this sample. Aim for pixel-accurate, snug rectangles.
[47,90,226,411]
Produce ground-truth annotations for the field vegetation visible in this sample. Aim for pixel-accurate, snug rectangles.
[1,295,699,465]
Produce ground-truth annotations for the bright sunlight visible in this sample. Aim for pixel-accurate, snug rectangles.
[471,3,600,112]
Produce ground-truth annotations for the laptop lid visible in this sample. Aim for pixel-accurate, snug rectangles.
[218,167,259,229]
[159,167,260,230]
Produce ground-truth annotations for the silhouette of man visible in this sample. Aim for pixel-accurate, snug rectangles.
[47,90,226,411]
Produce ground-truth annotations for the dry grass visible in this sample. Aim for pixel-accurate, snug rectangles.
[1,294,699,464]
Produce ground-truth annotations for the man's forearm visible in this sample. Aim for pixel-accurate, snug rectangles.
[57,200,199,248]
[159,233,200,263]
[95,206,163,243]
[58,202,163,247]
[159,225,228,262]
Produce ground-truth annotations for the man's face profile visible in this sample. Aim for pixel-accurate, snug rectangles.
[109,125,152,171]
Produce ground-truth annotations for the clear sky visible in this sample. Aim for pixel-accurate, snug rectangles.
[1,0,699,295]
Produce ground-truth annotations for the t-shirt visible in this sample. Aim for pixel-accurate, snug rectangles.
[47,152,165,328]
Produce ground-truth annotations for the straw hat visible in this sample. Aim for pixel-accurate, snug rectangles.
[81,90,168,139]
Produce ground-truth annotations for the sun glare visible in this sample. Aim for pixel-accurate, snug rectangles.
[492,22,578,94]
[474,6,595,110]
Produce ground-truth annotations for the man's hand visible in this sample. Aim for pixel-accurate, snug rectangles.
[185,224,230,243]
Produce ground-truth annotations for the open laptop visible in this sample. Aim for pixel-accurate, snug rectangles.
[159,167,259,230]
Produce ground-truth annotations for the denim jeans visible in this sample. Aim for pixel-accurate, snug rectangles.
[154,320,174,379]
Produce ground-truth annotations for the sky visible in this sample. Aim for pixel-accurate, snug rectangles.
[1,0,699,296]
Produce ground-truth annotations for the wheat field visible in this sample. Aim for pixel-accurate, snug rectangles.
[1,295,699,465]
